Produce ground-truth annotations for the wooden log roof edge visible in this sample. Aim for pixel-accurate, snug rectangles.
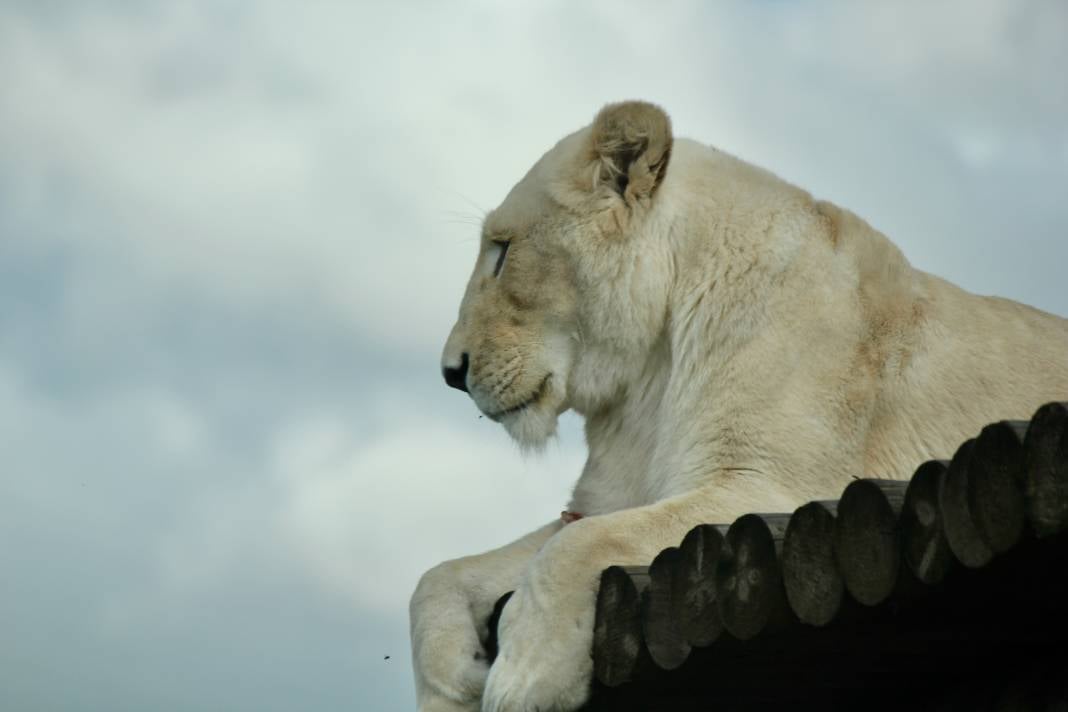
[484,401,1068,690]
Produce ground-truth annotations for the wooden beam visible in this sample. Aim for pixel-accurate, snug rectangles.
[834,479,908,606]
[642,547,690,670]
[674,524,728,646]
[782,500,841,626]
[593,565,650,687]
[968,420,1028,553]
[715,513,794,639]
[900,460,954,584]
[1025,402,1068,537]
[941,438,995,568]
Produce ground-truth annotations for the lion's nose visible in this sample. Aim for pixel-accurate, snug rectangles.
[442,352,470,393]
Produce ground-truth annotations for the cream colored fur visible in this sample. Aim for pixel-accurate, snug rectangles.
[411,101,1068,712]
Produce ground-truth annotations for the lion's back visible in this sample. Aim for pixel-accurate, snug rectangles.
[864,268,1068,476]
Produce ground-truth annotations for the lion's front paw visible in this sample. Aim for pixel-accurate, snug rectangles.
[412,564,493,712]
[481,582,595,712]
[415,646,489,712]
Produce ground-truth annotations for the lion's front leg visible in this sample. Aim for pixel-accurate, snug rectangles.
[480,544,599,712]
[410,522,562,712]
[411,561,492,712]
[481,495,730,712]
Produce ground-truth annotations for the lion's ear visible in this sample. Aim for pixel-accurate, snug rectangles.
[589,101,673,202]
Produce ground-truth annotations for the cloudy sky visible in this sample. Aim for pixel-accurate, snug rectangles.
[1,1,1065,710]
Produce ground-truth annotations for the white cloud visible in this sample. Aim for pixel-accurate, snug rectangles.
[272,416,582,612]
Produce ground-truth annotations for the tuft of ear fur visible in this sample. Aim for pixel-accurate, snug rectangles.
[589,101,673,203]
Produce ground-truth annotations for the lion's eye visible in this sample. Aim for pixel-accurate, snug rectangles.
[492,240,510,277]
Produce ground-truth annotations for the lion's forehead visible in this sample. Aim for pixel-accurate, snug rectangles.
[484,184,555,240]
[482,128,590,239]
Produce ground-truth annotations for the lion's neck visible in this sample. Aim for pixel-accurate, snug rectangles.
[569,333,684,515]
[567,155,811,515]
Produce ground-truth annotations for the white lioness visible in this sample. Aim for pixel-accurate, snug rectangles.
[410,101,1068,712]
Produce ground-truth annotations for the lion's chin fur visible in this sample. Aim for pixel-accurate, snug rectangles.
[501,405,559,454]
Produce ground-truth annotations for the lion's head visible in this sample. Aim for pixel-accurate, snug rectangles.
[441,101,675,447]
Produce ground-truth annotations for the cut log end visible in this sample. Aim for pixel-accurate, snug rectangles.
[941,439,995,568]
[674,524,727,646]
[642,546,691,670]
[968,421,1028,554]
[1024,402,1068,538]
[901,460,954,585]
[783,500,842,626]
[834,479,907,606]
[716,514,792,640]
[593,565,649,687]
